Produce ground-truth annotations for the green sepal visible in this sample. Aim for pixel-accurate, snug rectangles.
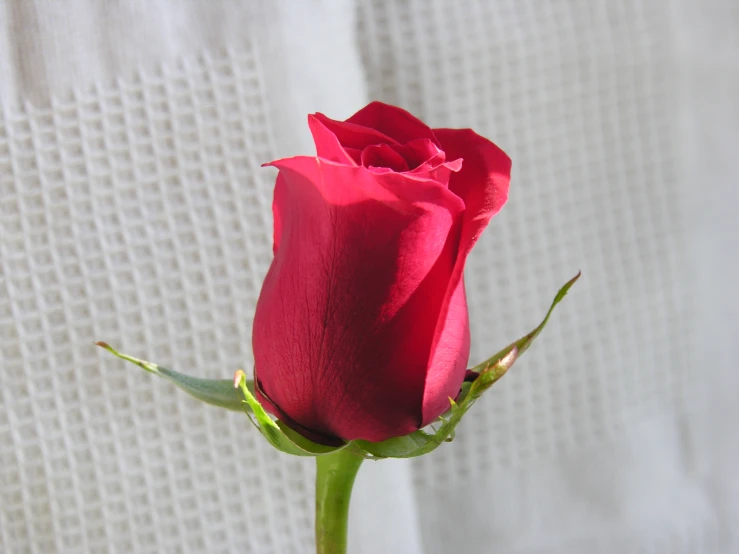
[355,272,580,459]
[468,271,581,375]
[96,342,249,411]
[351,429,437,459]
[234,371,347,456]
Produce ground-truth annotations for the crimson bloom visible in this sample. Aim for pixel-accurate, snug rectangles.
[252,102,510,444]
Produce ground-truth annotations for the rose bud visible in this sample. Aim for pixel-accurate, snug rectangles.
[253,102,511,444]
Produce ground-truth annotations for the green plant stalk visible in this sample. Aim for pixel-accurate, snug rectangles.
[315,448,364,554]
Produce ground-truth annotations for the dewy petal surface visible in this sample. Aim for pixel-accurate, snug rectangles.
[254,156,464,442]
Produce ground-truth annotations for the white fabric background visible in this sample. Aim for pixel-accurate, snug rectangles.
[0,1,736,553]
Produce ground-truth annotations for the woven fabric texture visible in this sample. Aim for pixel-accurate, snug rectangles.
[0,49,318,554]
[1,1,737,553]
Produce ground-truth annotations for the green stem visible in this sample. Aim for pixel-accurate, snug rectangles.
[315,448,364,554]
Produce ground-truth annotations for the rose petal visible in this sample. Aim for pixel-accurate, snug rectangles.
[412,158,463,188]
[433,128,511,240]
[255,156,464,442]
[347,101,440,146]
[419,275,471,424]
[421,128,511,425]
[361,143,410,172]
[394,138,442,169]
[343,147,363,165]
[271,173,286,254]
[308,115,359,165]
[312,112,399,151]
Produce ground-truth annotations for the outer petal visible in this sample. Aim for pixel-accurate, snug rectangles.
[308,115,358,165]
[419,273,471,425]
[347,101,440,146]
[271,173,285,254]
[433,128,511,246]
[254,157,465,442]
[421,129,511,425]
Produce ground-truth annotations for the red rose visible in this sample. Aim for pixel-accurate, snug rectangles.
[253,102,510,444]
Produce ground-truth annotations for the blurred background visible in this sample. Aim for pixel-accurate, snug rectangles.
[0,1,736,552]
